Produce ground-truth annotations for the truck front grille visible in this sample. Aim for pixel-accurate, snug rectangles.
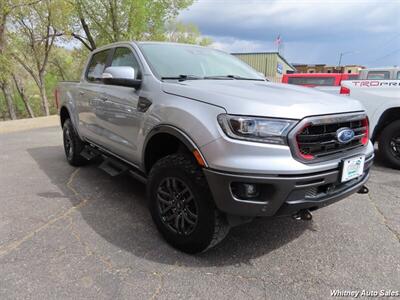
[293,115,369,161]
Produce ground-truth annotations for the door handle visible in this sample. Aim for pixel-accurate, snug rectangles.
[79,91,85,96]
[99,97,108,102]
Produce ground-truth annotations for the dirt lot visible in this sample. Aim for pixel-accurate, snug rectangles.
[0,118,399,299]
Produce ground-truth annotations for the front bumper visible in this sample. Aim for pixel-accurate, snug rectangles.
[204,153,373,217]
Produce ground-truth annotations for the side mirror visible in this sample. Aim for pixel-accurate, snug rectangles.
[102,66,141,88]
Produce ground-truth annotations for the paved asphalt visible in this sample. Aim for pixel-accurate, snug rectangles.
[0,126,399,299]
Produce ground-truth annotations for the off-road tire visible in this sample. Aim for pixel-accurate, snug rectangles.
[379,120,400,169]
[147,154,230,254]
[62,119,87,166]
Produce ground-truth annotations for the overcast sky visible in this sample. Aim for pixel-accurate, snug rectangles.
[179,0,400,67]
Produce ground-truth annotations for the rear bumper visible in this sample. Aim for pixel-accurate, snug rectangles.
[204,154,373,217]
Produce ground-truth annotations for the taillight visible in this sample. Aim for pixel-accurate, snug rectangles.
[54,88,60,109]
[340,86,350,95]
[361,117,369,145]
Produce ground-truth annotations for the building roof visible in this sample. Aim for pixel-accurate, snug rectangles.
[231,51,295,70]
[292,63,326,67]
[292,63,365,68]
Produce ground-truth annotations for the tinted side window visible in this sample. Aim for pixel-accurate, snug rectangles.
[87,50,110,82]
[348,74,359,80]
[288,77,335,86]
[397,71,400,80]
[111,47,141,79]
[367,71,390,80]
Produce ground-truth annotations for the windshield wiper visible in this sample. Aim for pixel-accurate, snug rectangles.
[204,75,264,81]
[161,75,203,81]
[161,74,264,81]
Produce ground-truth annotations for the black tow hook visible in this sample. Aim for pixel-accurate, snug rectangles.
[357,185,369,194]
[292,209,312,221]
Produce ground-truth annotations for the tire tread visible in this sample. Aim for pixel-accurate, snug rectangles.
[63,119,87,167]
[379,120,400,169]
[148,153,230,253]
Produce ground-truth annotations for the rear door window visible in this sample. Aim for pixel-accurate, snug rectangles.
[287,77,335,86]
[397,71,400,80]
[366,71,390,80]
[86,50,111,82]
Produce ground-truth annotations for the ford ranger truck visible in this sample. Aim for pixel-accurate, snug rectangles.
[56,42,374,253]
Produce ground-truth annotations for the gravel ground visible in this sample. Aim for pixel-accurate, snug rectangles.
[0,119,398,299]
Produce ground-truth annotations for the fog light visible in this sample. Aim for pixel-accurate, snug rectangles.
[231,182,260,199]
[244,183,257,196]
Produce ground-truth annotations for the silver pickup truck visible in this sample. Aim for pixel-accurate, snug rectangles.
[56,42,374,253]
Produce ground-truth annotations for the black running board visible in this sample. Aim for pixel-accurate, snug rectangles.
[99,157,129,177]
[80,146,101,161]
[99,156,147,183]
[81,141,147,184]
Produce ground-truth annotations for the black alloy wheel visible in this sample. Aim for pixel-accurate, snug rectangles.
[62,119,87,166]
[147,154,230,253]
[156,177,198,235]
[63,126,74,161]
[390,135,400,159]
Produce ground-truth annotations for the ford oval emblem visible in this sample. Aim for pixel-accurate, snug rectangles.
[336,127,355,144]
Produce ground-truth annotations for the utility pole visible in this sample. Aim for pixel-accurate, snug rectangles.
[338,51,358,73]
[338,53,344,67]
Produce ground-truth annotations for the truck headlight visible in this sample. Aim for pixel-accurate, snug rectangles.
[217,114,297,145]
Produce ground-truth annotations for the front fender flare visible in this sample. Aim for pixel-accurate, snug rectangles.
[142,124,208,170]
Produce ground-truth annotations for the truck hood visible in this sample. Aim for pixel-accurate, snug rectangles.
[161,80,364,119]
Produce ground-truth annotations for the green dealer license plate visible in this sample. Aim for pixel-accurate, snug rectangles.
[341,155,365,183]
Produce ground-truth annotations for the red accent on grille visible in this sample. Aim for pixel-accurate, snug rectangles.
[361,117,369,145]
[295,117,368,160]
[299,153,315,160]
[296,123,315,160]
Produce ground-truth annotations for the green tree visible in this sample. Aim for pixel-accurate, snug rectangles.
[10,0,68,116]
[48,46,89,81]
[0,0,210,120]
[12,69,35,118]
[165,21,212,45]
[0,1,17,120]
[1,0,44,119]
[70,0,194,50]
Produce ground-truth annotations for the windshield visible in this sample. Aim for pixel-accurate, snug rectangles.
[139,43,264,80]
